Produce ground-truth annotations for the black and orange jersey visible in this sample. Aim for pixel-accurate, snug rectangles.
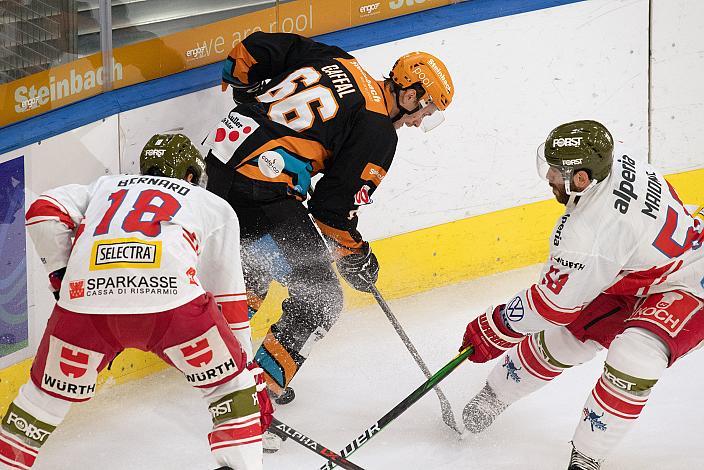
[204,32,398,256]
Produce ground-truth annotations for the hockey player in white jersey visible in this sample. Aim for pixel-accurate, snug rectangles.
[458,120,704,469]
[0,134,272,470]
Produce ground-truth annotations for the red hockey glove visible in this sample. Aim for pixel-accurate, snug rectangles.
[336,242,379,293]
[48,267,66,301]
[248,361,273,431]
[460,305,524,363]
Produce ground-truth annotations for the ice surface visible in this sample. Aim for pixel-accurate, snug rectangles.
[32,265,702,469]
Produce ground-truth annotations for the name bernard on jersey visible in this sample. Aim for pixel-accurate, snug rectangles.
[68,275,178,299]
[117,176,191,195]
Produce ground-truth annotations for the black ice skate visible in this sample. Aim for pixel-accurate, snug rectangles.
[270,386,295,405]
[567,445,601,470]
[462,382,509,434]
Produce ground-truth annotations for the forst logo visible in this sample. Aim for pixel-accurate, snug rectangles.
[552,137,583,147]
[6,412,52,443]
[143,149,165,157]
[181,338,213,367]
[562,158,583,166]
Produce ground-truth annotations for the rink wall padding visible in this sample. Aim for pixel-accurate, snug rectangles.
[1,167,701,411]
[2,0,704,413]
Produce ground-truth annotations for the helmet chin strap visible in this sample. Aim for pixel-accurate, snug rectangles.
[565,177,598,196]
[391,85,420,123]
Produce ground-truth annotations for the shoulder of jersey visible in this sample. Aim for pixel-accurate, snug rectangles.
[191,185,238,216]
[323,56,389,118]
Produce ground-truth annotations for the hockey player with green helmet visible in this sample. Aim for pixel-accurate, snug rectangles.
[2,133,272,470]
[139,133,206,184]
[458,120,704,469]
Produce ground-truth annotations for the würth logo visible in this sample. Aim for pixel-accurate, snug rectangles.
[181,339,213,367]
[59,346,90,378]
[69,280,85,299]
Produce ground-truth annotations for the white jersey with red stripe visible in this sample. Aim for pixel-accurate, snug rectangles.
[25,174,252,356]
[503,151,704,334]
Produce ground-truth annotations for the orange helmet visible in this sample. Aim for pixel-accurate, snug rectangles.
[390,52,454,111]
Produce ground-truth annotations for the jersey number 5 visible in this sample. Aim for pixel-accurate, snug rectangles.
[258,67,339,132]
[94,189,182,237]
[653,206,702,258]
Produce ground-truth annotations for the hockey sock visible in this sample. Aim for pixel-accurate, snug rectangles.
[0,382,70,469]
[488,328,599,405]
[572,328,668,460]
[253,326,307,396]
[208,386,263,470]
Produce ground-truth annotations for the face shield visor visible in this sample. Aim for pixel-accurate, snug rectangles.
[417,99,445,133]
[536,142,597,196]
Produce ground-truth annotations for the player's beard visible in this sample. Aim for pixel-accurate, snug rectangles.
[551,183,569,205]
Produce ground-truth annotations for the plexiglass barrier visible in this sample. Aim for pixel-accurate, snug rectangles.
[0,0,463,128]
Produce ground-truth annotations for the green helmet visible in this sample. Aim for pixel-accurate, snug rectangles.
[542,120,614,183]
[140,134,206,184]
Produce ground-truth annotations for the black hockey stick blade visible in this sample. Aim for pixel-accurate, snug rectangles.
[318,346,474,470]
[369,284,462,434]
[268,418,366,470]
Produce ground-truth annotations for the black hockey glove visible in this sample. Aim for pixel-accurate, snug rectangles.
[230,80,267,105]
[336,243,379,293]
[49,267,66,301]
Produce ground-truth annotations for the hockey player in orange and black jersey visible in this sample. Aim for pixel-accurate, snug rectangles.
[203,32,454,451]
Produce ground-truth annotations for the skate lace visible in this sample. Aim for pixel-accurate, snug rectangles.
[569,446,601,470]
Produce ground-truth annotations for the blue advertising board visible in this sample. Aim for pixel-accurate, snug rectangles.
[0,156,28,358]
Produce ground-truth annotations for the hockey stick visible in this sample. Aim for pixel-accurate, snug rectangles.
[268,418,366,470]
[369,284,462,434]
[318,346,473,470]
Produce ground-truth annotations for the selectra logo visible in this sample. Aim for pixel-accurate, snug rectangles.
[90,238,162,270]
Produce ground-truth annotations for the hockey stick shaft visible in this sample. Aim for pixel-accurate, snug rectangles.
[318,346,473,470]
[369,284,461,433]
[269,418,366,470]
